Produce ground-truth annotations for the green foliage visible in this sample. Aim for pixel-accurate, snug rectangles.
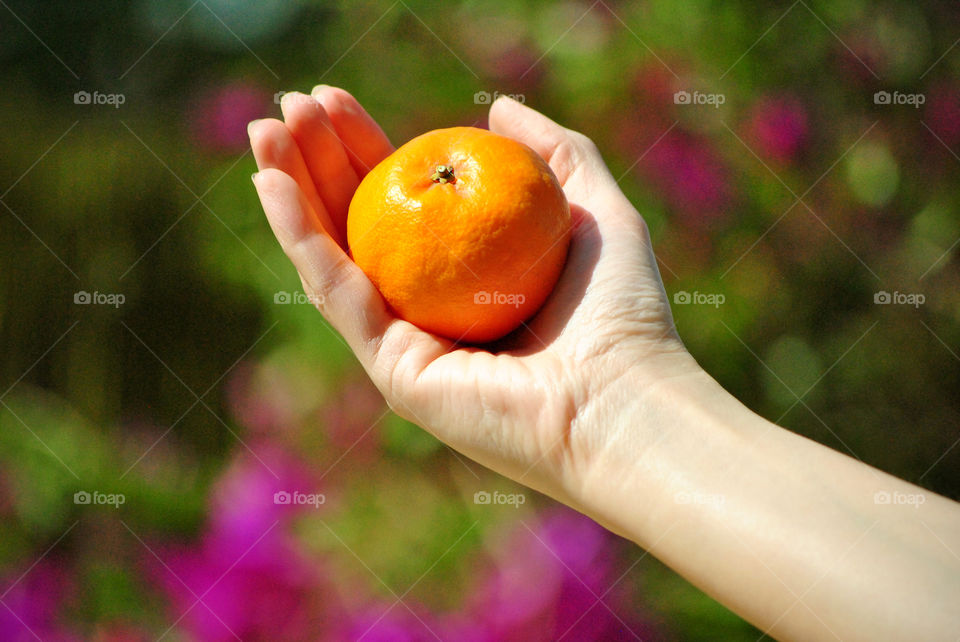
[1,0,959,637]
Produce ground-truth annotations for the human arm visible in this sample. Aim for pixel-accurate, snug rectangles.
[248,87,960,640]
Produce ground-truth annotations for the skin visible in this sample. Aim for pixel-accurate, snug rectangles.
[249,87,960,641]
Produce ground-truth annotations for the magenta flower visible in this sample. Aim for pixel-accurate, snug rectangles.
[153,538,331,641]
[149,450,336,640]
[488,43,546,93]
[190,82,271,153]
[835,34,885,84]
[321,374,386,457]
[925,83,960,147]
[207,446,322,549]
[745,95,809,165]
[0,559,78,641]
[639,130,733,230]
[467,507,655,641]
[346,604,446,642]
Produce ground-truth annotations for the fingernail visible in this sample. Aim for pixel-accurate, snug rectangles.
[279,91,303,109]
[251,172,260,185]
[247,119,263,137]
[311,84,330,100]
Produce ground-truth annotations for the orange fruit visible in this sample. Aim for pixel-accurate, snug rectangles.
[347,126,571,343]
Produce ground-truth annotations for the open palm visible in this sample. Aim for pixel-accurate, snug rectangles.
[249,87,688,501]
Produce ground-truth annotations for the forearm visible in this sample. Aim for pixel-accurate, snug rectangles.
[575,363,960,641]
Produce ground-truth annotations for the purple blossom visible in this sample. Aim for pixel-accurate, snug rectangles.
[745,95,809,165]
[639,130,733,230]
[190,83,270,153]
[489,44,546,93]
[346,604,444,642]
[0,560,78,641]
[149,450,336,640]
[467,507,655,641]
[926,83,960,147]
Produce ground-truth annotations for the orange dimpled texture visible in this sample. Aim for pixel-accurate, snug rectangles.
[347,126,571,343]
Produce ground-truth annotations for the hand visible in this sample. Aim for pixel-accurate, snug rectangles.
[248,86,698,505]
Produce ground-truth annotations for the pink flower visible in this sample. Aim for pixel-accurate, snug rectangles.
[925,83,960,147]
[638,130,733,230]
[835,34,885,84]
[346,604,444,642]
[207,447,322,551]
[466,507,656,641]
[745,95,809,165]
[154,538,331,641]
[0,559,78,641]
[190,83,270,153]
[322,373,385,456]
[488,43,546,93]
[149,450,337,640]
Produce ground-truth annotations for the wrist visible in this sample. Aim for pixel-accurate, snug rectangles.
[568,350,762,541]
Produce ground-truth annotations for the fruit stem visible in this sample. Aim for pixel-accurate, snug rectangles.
[431,165,455,184]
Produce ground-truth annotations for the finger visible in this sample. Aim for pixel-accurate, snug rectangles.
[280,92,359,234]
[248,118,345,248]
[488,97,626,210]
[487,96,592,182]
[252,168,443,382]
[312,85,395,178]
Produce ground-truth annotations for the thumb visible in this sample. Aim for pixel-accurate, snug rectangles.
[490,95,651,245]
[488,97,636,222]
[488,96,596,185]
[489,96,595,185]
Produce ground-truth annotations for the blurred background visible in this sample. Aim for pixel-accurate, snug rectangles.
[1,0,959,639]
